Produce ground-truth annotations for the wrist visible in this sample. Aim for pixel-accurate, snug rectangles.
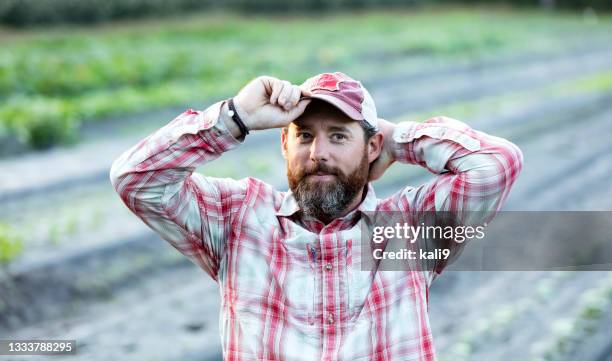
[230,97,254,131]
[219,100,245,140]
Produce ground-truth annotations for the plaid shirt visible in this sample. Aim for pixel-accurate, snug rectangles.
[110,100,523,361]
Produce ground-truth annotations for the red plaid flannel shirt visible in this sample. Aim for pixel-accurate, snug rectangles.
[110,100,523,360]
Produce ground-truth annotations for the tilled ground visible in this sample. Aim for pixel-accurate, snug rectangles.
[1,38,612,361]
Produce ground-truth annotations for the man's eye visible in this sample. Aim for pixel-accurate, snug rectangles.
[332,133,347,141]
[298,132,312,140]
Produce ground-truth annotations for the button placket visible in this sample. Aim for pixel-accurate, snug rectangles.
[307,243,318,326]
[321,234,336,331]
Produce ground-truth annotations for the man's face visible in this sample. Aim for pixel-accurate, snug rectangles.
[281,101,380,223]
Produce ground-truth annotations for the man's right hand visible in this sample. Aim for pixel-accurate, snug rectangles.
[232,76,312,131]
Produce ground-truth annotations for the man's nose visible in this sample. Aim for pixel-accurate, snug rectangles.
[309,136,330,163]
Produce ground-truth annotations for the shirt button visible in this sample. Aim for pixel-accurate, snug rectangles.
[325,263,332,271]
[327,313,334,325]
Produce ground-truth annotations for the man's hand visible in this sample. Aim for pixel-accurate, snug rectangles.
[368,118,397,181]
[232,76,312,131]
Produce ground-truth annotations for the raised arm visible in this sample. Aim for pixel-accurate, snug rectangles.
[388,116,523,218]
[109,102,246,280]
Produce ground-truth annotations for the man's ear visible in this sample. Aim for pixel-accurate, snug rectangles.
[281,127,289,160]
[367,132,384,163]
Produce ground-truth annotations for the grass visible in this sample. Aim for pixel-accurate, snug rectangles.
[2,7,612,149]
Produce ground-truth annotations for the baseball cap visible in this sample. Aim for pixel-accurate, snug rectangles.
[299,71,378,131]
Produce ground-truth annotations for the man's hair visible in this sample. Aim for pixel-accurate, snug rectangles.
[283,99,377,141]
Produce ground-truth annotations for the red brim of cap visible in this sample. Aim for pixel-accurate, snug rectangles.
[301,94,365,122]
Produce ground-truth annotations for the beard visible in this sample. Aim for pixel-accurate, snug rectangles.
[287,150,370,224]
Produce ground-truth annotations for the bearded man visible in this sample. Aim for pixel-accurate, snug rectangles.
[110,71,523,360]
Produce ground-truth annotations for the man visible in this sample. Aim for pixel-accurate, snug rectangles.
[110,72,523,360]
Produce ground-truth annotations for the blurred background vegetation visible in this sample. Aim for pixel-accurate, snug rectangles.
[0,1,609,151]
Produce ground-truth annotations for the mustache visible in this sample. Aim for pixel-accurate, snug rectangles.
[302,163,340,177]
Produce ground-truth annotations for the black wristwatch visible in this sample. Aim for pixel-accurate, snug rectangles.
[226,98,250,138]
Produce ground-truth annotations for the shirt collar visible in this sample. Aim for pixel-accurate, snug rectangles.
[276,183,378,218]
